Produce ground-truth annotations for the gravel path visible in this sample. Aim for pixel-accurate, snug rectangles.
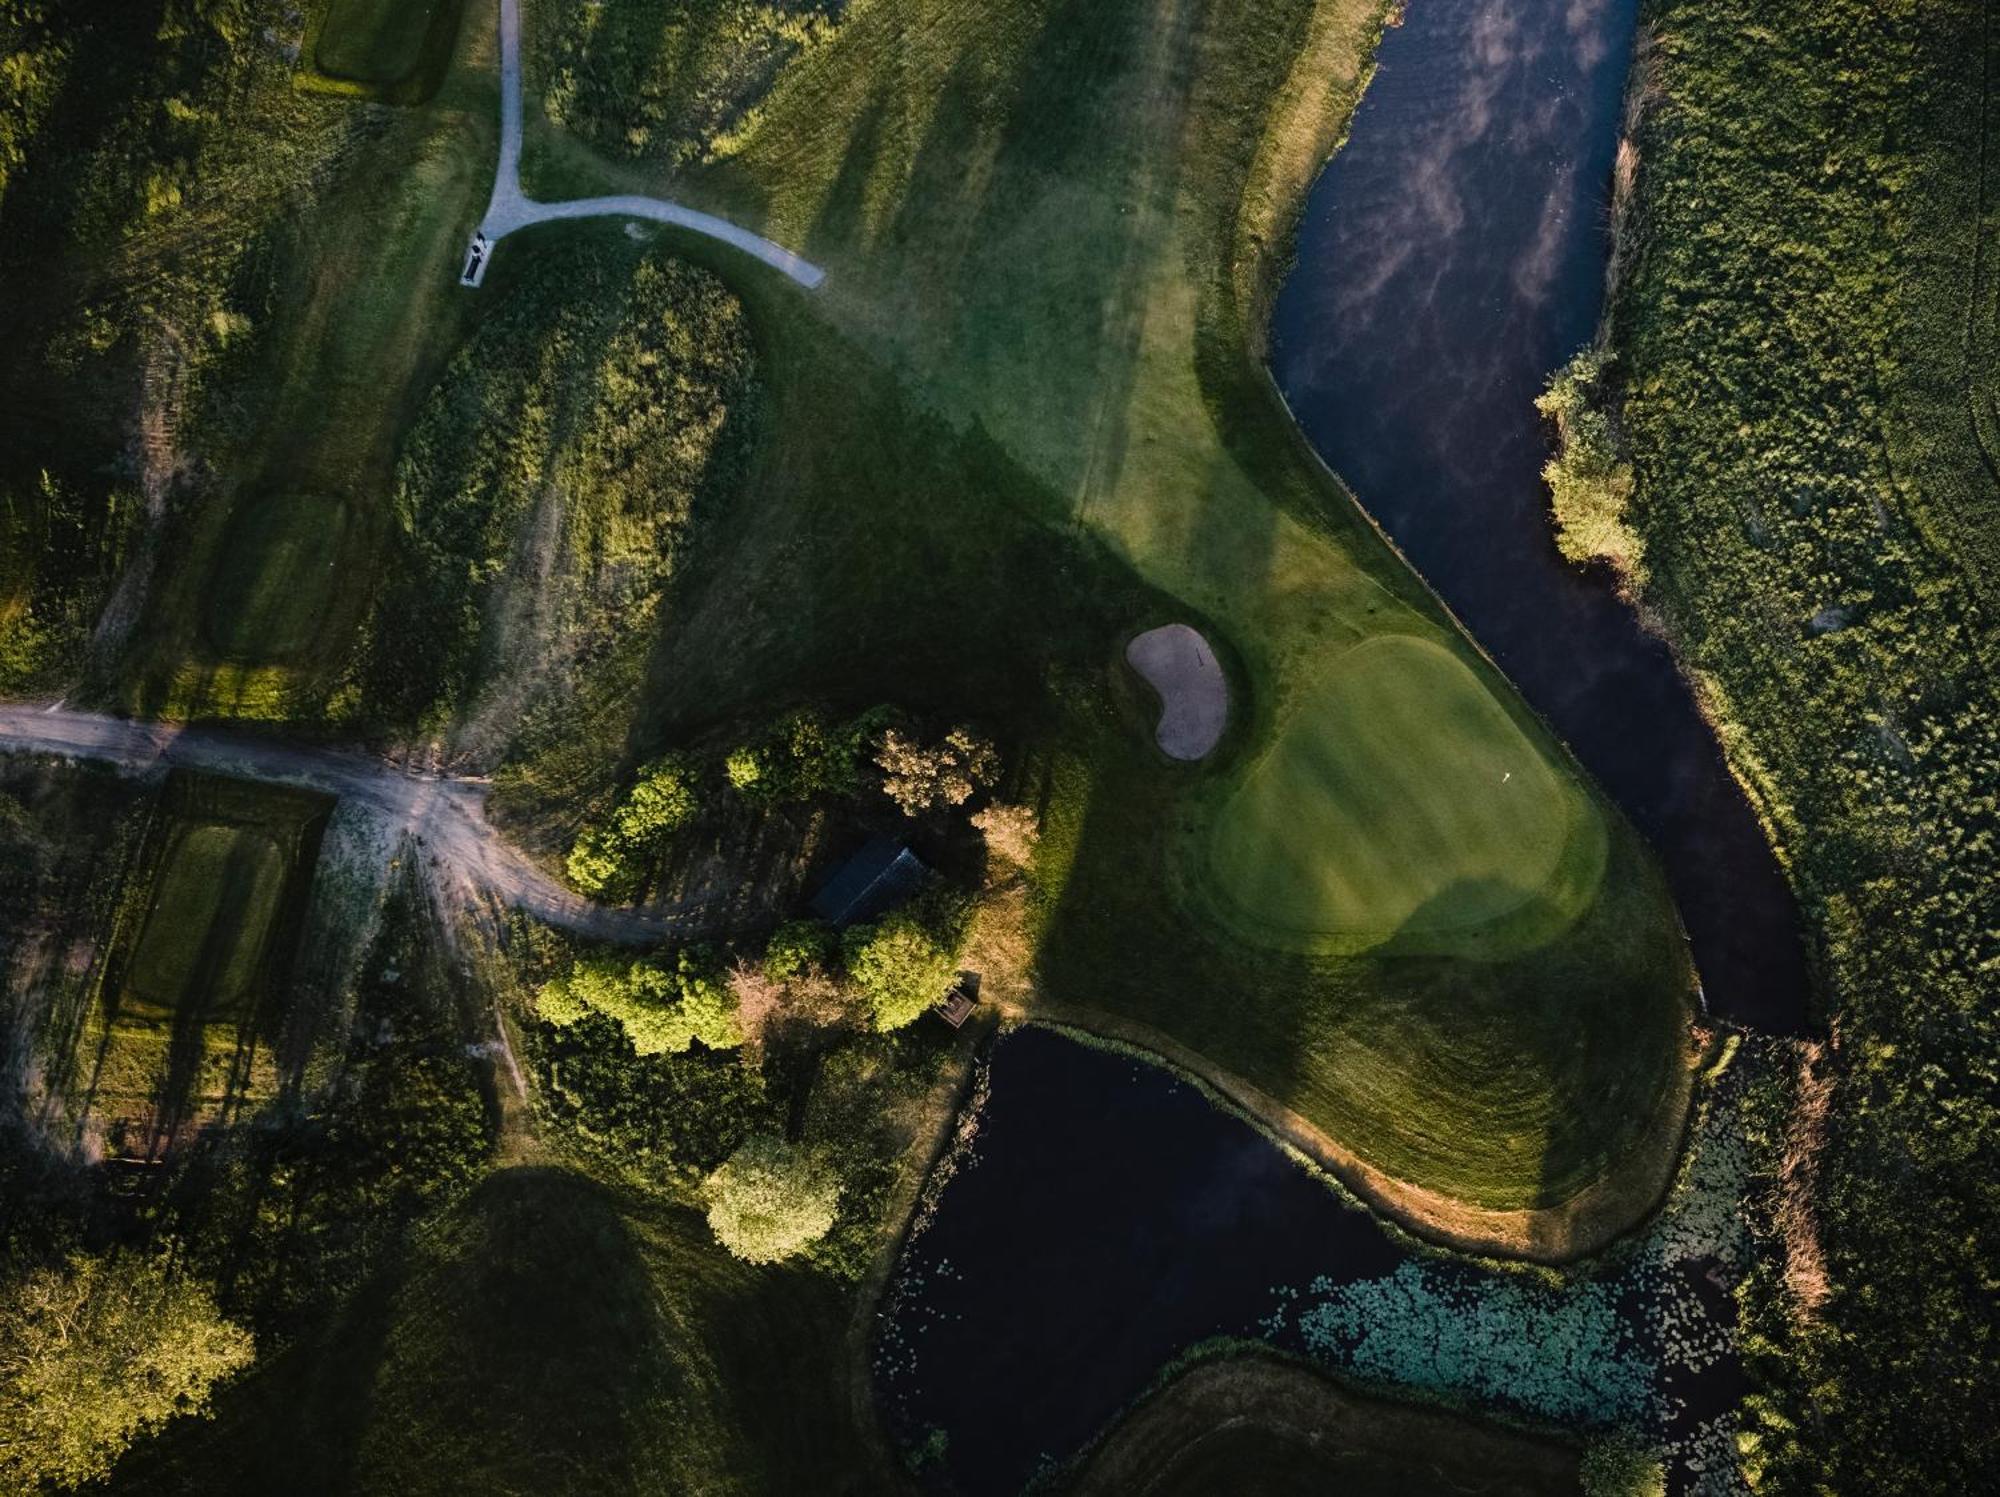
[469,0,825,289]
[0,704,686,946]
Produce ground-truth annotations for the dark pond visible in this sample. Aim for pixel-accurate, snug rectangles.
[1269,0,1811,1035]
[875,1028,1737,1495]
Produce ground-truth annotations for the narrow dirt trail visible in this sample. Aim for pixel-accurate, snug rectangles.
[0,703,689,946]
[468,0,825,289]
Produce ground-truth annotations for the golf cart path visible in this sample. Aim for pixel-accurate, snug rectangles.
[470,0,824,289]
[0,704,686,946]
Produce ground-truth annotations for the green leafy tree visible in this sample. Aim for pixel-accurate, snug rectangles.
[1535,351,1643,585]
[843,910,959,1031]
[564,823,636,901]
[613,755,699,845]
[0,1251,254,1491]
[763,918,832,981]
[724,707,883,807]
[564,755,701,899]
[535,950,740,1054]
[701,1134,841,1264]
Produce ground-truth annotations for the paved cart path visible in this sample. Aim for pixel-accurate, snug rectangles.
[468,0,824,289]
[0,704,685,945]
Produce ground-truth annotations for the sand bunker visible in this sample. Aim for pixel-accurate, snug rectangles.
[1126,624,1228,761]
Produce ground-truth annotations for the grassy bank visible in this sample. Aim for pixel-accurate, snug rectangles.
[1064,1348,1581,1496]
[1608,0,2000,1487]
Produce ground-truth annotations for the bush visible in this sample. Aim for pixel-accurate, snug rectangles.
[1580,1435,1665,1497]
[1535,351,1643,585]
[701,1134,841,1264]
[971,801,1039,869]
[535,949,741,1054]
[0,1250,254,1491]
[563,754,702,899]
[842,909,960,1031]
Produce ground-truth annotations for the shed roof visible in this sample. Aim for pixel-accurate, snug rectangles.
[809,835,927,926]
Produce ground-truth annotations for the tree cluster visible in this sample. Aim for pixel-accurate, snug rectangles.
[536,947,741,1055]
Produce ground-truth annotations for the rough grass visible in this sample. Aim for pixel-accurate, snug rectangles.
[119,49,494,720]
[81,773,331,1153]
[316,0,448,85]
[202,494,351,665]
[507,0,1694,1228]
[1201,635,1606,955]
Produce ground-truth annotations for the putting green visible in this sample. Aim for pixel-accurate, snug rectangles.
[128,822,288,1015]
[318,0,447,85]
[1202,635,1605,954]
[205,492,350,665]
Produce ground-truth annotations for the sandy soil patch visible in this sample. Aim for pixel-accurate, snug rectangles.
[1126,623,1226,761]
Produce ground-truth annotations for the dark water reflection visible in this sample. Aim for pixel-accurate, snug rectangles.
[1270,0,1810,1034]
[876,1029,1739,1495]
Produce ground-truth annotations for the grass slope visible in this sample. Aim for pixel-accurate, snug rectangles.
[510,0,1694,1232]
[1066,1349,1581,1496]
[114,1166,891,1495]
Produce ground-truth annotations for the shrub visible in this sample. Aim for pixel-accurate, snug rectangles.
[971,802,1039,869]
[1535,351,1644,585]
[535,949,740,1055]
[701,1134,841,1264]
[1580,1435,1666,1497]
[843,909,959,1031]
[0,1250,254,1491]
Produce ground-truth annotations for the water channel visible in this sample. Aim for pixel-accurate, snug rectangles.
[1270,0,1810,1035]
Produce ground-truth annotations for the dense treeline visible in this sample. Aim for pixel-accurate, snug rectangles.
[1612,2,2000,1486]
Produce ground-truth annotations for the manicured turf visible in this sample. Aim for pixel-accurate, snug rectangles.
[128,823,287,1013]
[1203,635,1604,954]
[505,0,1696,1227]
[203,494,351,665]
[317,0,448,85]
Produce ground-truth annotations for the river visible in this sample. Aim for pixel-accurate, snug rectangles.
[1269,0,1810,1035]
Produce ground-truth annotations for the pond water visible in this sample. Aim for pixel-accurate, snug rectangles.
[1269,0,1811,1035]
[875,1028,1750,1495]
